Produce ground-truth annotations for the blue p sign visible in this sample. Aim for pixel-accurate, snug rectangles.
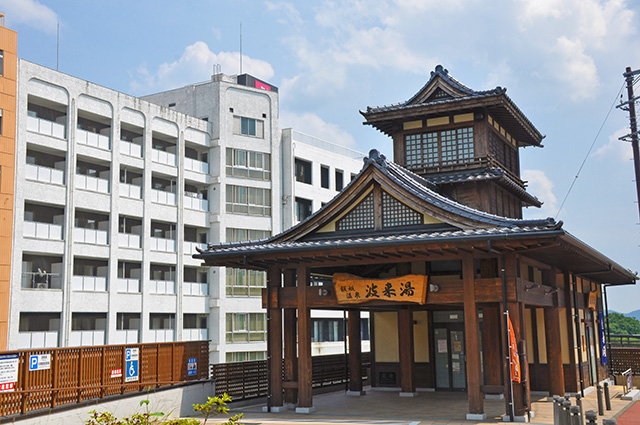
[30,356,38,370]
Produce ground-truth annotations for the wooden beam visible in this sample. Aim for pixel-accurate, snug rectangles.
[398,308,415,394]
[296,265,313,409]
[348,310,363,393]
[463,254,484,415]
[283,270,298,405]
[482,305,503,387]
[544,306,565,397]
[268,266,283,407]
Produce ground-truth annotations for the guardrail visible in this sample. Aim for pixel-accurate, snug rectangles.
[0,340,208,417]
[210,352,371,400]
[609,334,640,347]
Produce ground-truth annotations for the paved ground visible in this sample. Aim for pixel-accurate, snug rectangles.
[618,400,640,425]
[203,385,634,425]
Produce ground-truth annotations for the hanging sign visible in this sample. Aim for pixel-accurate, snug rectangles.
[588,290,598,310]
[507,312,521,383]
[333,273,428,305]
[0,354,19,392]
[599,312,607,365]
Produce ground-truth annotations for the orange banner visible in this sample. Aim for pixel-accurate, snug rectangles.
[333,273,428,305]
[508,313,521,383]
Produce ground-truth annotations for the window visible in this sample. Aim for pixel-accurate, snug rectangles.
[233,116,264,138]
[226,185,271,216]
[404,126,474,168]
[19,313,60,332]
[226,351,266,363]
[226,228,271,243]
[226,268,266,296]
[295,158,312,184]
[311,318,370,342]
[226,148,271,180]
[183,314,208,329]
[72,313,107,331]
[116,313,140,330]
[320,165,330,189]
[168,103,176,108]
[335,169,344,191]
[150,313,175,330]
[295,197,312,222]
[0,50,3,76]
[226,313,266,342]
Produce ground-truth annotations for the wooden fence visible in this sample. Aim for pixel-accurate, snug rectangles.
[0,341,209,417]
[609,334,640,347]
[210,352,371,400]
[609,347,640,375]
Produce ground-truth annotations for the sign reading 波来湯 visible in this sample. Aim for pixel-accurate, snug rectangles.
[333,273,428,305]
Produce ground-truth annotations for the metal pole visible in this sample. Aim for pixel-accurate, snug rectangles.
[604,381,612,410]
[603,285,612,375]
[597,384,604,416]
[501,254,515,422]
[343,309,348,392]
[623,67,640,221]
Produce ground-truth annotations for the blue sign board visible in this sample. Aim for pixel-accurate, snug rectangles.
[187,358,197,376]
[125,348,139,382]
[599,312,607,365]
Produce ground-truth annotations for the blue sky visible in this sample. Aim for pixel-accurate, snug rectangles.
[4,0,640,313]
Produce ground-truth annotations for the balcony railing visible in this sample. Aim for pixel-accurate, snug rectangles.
[76,128,110,150]
[151,189,176,206]
[120,140,143,158]
[183,328,208,341]
[25,163,64,185]
[21,272,62,289]
[71,275,107,292]
[118,233,141,249]
[69,330,105,347]
[117,278,140,293]
[112,330,139,345]
[149,329,174,343]
[184,241,207,255]
[17,331,59,349]
[23,221,63,240]
[27,115,66,139]
[120,182,142,199]
[184,194,208,211]
[149,279,175,294]
[184,282,208,296]
[73,228,108,245]
[150,237,176,252]
[76,174,109,194]
[184,158,209,174]
[151,149,177,166]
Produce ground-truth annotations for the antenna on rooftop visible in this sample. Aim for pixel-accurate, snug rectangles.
[212,64,221,75]
[56,20,60,71]
[239,22,243,75]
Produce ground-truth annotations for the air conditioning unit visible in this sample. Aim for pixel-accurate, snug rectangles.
[36,282,49,289]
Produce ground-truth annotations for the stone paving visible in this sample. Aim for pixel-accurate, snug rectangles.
[206,385,633,425]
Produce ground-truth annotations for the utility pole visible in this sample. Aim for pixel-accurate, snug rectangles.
[618,67,640,221]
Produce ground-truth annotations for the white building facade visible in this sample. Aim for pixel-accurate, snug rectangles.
[8,60,366,363]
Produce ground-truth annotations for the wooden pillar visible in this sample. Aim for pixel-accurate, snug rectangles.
[296,265,314,412]
[463,254,484,418]
[398,308,416,396]
[268,266,283,408]
[283,269,298,405]
[348,310,364,394]
[544,306,565,396]
[482,305,503,387]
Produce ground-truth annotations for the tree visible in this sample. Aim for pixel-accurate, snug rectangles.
[607,312,640,334]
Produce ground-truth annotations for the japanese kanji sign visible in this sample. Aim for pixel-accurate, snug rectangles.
[333,273,428,305]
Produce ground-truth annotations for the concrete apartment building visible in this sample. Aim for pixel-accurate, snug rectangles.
[5,39,365,362]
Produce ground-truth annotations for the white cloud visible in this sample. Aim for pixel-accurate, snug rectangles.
[0,0,57,33]
[594,127,633,162]
[553,36,599,101]
[130,41,275,94]
[522,169,558,219]
[264,1,303,26]
[280,111,357,148]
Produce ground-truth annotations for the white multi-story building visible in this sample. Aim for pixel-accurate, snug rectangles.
[7,59,365,363]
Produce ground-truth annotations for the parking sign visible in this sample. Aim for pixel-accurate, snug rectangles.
[125,348,139,382]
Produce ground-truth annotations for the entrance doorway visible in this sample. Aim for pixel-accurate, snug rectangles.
[433,310,466,391]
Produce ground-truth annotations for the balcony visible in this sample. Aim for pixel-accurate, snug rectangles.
[27,115,66,139]
[72,275,107,291]
[120,140,143,158]
[149,279,175,294]
[183,241,207,255]
[150,237,175,252]
[117,278,140,293]
[24,221,63,240]
[184,282,208,296]
[26,163,65,185]
[149,329,174,343]
[151,189,176,206]
[151,149,177,166]
[184,193,208,212]
[183,328,208,341]
[73,227,108,245]
[17,331,59,349]
[75,174,109,194]
[113,330,139,344]
[118,233,141,249]
[69,330,105,347]
[76,128,110,150]
[21,271,62,289]
[120,182,142,199]
[184,157,209,174]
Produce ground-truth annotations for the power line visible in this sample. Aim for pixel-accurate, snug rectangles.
[555,82,626,219]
